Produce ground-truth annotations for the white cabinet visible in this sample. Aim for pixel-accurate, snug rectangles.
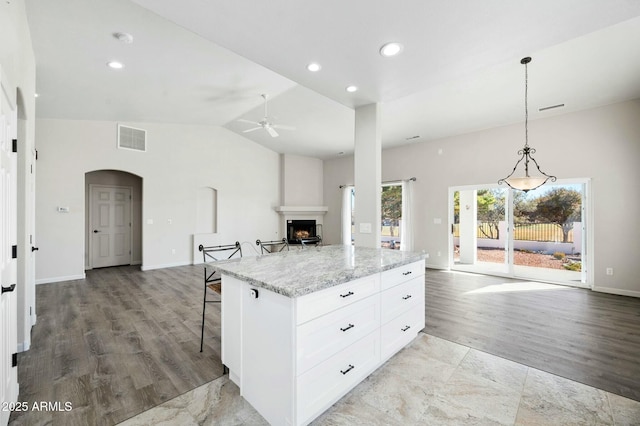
[297,330,380,423]
[381,262,425,362]
[297,292,380,375]
[221,259,425,426]
[296,273,379,325]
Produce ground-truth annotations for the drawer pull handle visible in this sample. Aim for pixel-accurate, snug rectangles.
[401,325,411,332]
[402,294,412,300]
[340,364,355,375]
[402,271,412,276]
[340,323,355,332]
[340,291,354,298]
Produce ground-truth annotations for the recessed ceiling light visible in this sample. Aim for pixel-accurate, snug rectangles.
[307,62,321,72]
[345,85,358,93]
[34,93,39,98]
[107,61,124,69]
[379,42,404,57]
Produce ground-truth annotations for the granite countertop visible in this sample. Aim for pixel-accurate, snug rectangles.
[211,245,425,298]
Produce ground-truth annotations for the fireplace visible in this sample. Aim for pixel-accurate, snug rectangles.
[287,219,320,244]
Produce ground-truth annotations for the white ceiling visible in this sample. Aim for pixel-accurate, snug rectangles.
[25,0,640,159]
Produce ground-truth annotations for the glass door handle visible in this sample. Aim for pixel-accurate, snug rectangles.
[2,284,16,294]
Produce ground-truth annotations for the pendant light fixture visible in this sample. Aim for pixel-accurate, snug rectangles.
[499,57,556,192]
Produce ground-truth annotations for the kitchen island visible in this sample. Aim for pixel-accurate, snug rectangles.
[214,245,426,426]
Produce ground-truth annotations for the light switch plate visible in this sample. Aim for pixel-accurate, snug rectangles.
[359,223,372,233]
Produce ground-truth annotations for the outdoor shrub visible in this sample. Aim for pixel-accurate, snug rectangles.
[564,262,581,271]
[553,252,566,260]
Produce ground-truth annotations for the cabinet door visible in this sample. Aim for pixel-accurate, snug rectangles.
[297,294,379,374]
[297,331,380,425]
[380,276,424,324]
[380,305,424,361]
[296,273,380,325]
[381,260,425,290]
[241,284,295,425]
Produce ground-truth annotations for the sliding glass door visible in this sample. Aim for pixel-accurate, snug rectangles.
[450,180,589,287]
[452,186,510,275]
[511,182,586,285]
[381,183,402,249]
[342,180,413,250]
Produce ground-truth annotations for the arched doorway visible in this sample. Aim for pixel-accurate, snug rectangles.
[85,170,142,269]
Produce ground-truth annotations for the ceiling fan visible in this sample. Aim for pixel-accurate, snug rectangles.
[237,94,295,138]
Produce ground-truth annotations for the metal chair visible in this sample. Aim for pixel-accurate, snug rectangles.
[198,242,242,352]
[256,238,290,254]
[299,236,322,248]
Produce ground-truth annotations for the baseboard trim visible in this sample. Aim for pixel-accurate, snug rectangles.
[36,273,86,285]
[426,263,448,270]
[140,261,191,271]
[592,286,640,298]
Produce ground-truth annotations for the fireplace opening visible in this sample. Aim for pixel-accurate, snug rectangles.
[287,219,321,244]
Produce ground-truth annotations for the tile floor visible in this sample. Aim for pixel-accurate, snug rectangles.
[119,333,640,425]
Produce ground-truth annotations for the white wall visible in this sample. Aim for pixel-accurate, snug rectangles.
[323,100,640,297]
[35,119,281,282]
[1,0,38,351]
[323,155,354,244]
[281,154,323,206]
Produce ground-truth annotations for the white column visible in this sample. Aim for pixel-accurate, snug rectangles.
[353,103,381,248]
[459,190,477,264]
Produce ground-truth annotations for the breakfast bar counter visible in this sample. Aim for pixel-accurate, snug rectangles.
[213,245,426,425]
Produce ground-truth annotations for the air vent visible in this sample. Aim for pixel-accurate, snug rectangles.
[118,125,146,152]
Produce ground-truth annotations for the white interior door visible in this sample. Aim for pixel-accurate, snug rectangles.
[90,185,132,268]
[27,148,36,329]
[1,71,19,425]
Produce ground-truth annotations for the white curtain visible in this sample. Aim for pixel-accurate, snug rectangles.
[341,186,353,245]
[400,180,414,251]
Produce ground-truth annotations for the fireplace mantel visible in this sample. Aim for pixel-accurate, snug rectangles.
[275,206,328,215]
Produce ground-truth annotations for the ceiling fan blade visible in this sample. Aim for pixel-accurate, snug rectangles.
[266,126,279,138]
[237,119,261,125]
[242,127,262,133]
[272,124,295,131]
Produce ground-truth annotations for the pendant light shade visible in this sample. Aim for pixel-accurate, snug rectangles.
[499,57,556,193]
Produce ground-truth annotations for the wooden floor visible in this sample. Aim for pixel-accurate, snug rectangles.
[9,265,640,425]
[423,269,640,402]
[9,265,224,426]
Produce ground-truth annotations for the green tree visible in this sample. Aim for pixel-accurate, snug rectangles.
[381,185,402,237]
[532,188,581,242]
[476,189,505,239]
[513,191,536,224]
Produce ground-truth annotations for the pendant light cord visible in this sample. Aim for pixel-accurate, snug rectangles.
[524,60,529,148]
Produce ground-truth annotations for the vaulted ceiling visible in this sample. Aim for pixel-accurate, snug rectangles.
[25,0,640,159]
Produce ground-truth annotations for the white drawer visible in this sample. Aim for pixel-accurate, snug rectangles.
[296,273,380,325]
[381,277,424,324]
[297,294,379,375]
[297,331,380,425]
[381,260,425,290]
[380,304,424,361]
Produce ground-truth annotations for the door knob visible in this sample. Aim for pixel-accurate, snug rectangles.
[93,230,100,233]
[2,284,16,294]
[31,246,39,252]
